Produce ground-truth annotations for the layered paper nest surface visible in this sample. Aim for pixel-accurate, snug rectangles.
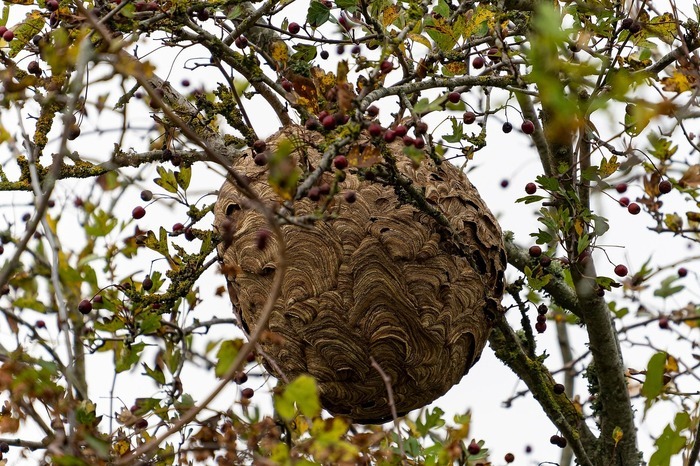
[214,125,506,423]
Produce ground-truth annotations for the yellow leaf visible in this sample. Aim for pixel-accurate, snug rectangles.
[443,61,467,76]
[113,439,130,456]
[599,155,619,178]
[680,165,700,187]
[347,144,381,168]
[407,33,432,49]
[661,71,694,93]
[462,5,496,38]
[382,5,400,26]
[612,426,623,445]
[665,354,679,372]
[574,218,584,236]
[270,40,289,66]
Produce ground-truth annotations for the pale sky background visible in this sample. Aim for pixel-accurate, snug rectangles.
[1,1,699,464]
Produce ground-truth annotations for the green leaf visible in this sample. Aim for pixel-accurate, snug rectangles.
[442,117,463,143]
[516,195,546,204]
[654,276,684,298]
[413,97,443,114]
[155,166,178,193]
[535,175,559,191]
[215,339,243,378]
[641,352,667,411]
[138,312,162,334]
[175,166,191,190]
[85,209,117,237]
[649,412,690,466]
[274,374,321,421]
[115,342,145,373]
[291,44,318,62]
[307,1,330,28]
[335,0,357,12]
[142,362,166,385]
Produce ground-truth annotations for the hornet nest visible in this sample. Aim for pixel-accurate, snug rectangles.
[214,124,506,423]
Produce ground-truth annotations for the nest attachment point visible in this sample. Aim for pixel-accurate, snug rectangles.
[214,125,506,423]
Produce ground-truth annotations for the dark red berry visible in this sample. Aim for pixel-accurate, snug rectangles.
[500,179,509,188]
[333,155,348,170]
[463,111,476,124]
[344,191,356,203]
[472,56,485,69]
[415,121,428,135]
[3,30,14,42]
[93,295,103,304]
[46,0,59,11]
[36,320,46,329]
[539,255,551,267]
[368,123,383,137]
[320,50,329,59]
[529,245,542,257]
[336,44,345,55]
[678,267,688,277]
[234,35,248,49]
[322,115,336,130]
[185,228,196,241]
[619,196,630,207]
[308,186,321,201]
[351,44,361,55]
[536,314,547,323]
[246,351,257,363]
[414,138,425,149]
[505,453,515,463]
[140,190,153,202]
[627,202,641,215]
[620,18,634,30]
[447,92,461,103]
[256,229,270,250]
[629,21,642,34]
[555,436,567,448]
[173,222,184,232]
[525,182,537,194]
[27,61,41,75]
[281,79,293,92]
[550,435,560,445]
[658,180,672,194]
[658,316,670,329]
[467,440,480,455]
[67,124,81,140]
[553,383,565,395]
[253,140,267,154]
[401,136,414,147]
[234,371,248,384]
[521,119,535,134]
[535,321,547,333]
[615,183,628,193]
[502,122,513,133]
[614,264,628,277]
[78,299,92,315]
[394,125,408,137]
[380,60,392,74]
[288,22,301,34]
[22,213,31,222]
[142,276,153,291]
[132,206,146,219]
[366,105,379,117]
[487,47,500,61]
[197,8,210,20]
[305,118,320,130]
[135,418,148,429]
[252,152,267,166]
[241,388,254,399]
[318,183,331,195]
[383,130,397,143]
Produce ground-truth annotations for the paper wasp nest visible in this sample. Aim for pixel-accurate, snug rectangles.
[214,125,505,423]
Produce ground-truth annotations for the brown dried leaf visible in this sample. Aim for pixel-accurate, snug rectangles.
[679,164,700,187]
[346,144,381,168]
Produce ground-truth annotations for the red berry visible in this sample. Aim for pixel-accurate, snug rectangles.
[535,322,547,333]
[521,119,535,134]
[529,245,542,257]
[318,183,331,195]
[281,79,293,92]
[366,105,379,117]
[46,0,59,11]
[246,351,257,363]
[234,35,248,49]
[3,30,14,42]
[505,453,515,463]
[658,316,670,329]
[678,267,688,277]
[383,129,397,143]
[254,152,267,166]
[132,206,146,219]
[256,229,270,250]
[619,196,630,207]
[620,18,634,30]
[536,314,547,323]
[305,118,320,130]
[467,440,481,455]
[135,418,148,429]
[343,191,356,203]
[142,276,153,291]
[93,295,103,304]
[402,135,415,146]
[627,202,641,215]
[322,115,336,130]
[308,186,321,201]
[185,228,196,241]
[472,56,485,69]
[414,138,425,149]
[500,179,509,188]
[78,299,93,315]
[394,125,408,137]
[320,50,329,59]
[614,264,628,277]
[615,183,628,193]
[553,383,565,395]
[0,27,6,37]
[241,387,255,399]
[447,92,461,103]
[487,47,500,60]
[173,222,184,232]
[368,123,383,137]
[253,140,267,153]
[288,22,301,34]
[333,155,348,170]
[463,111,476,124]
[525,182,537,194]
[234,371,248,384]
[380,60,393,74]
[36,320,46,329]
[415,121,428,135]
[658,180,672,194]
[502,122,513,133]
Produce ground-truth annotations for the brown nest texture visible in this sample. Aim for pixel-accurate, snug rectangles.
[214,125,506,423]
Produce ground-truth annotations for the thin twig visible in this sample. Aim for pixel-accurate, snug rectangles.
[370,357,404,459]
